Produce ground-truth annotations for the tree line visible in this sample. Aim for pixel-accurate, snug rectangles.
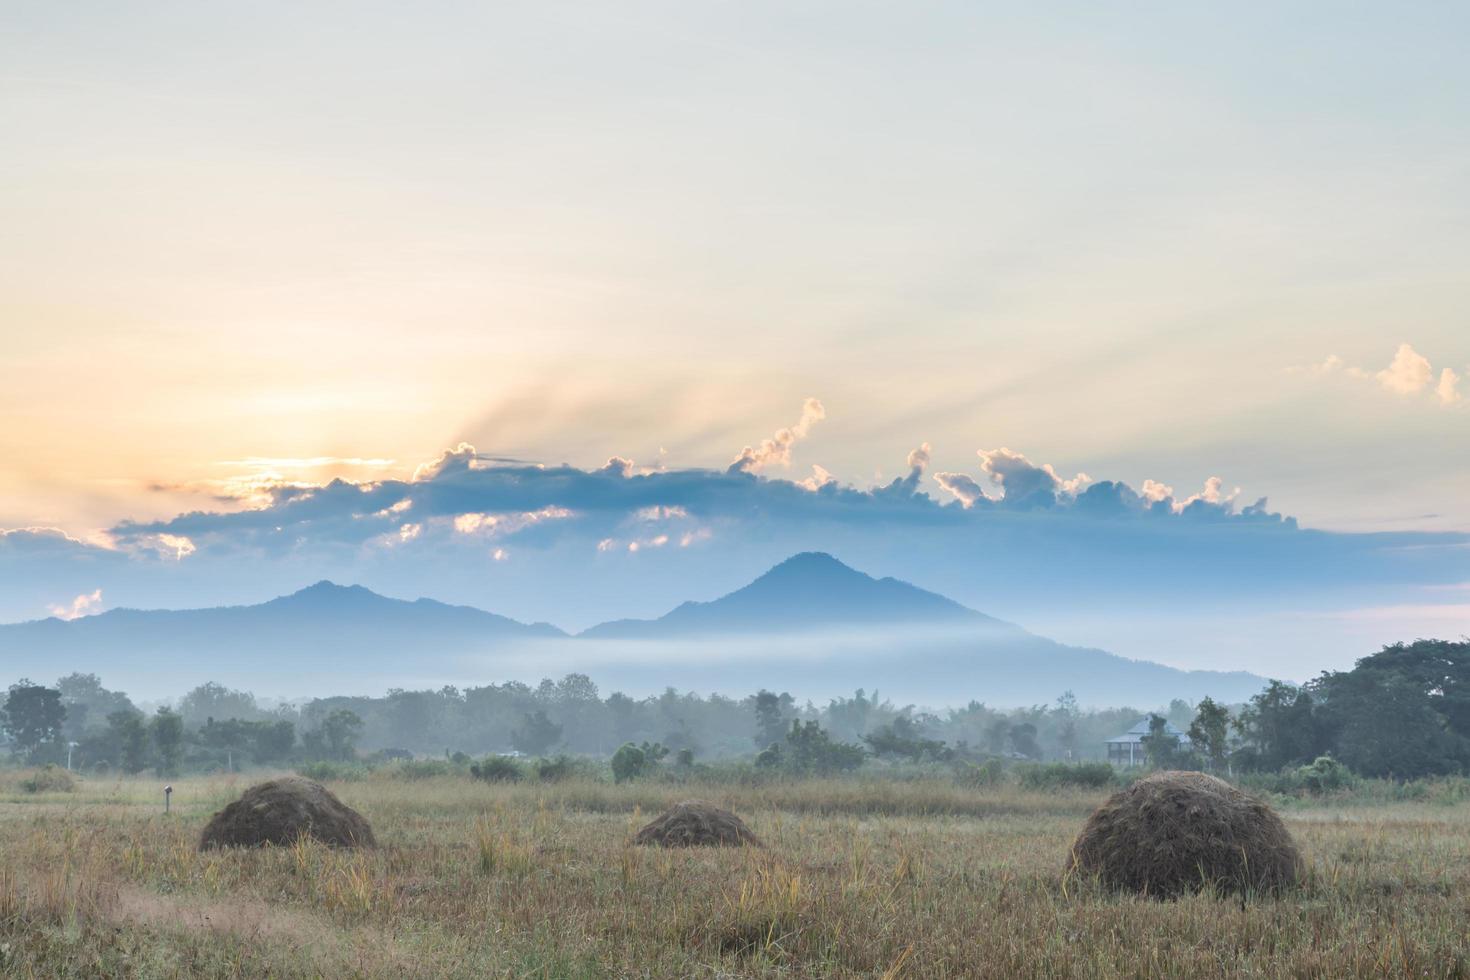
[2,639,1464,780]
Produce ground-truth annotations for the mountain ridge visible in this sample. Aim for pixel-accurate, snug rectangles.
[0,553,1269,706]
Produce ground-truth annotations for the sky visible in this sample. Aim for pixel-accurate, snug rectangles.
[1,2,1468,681]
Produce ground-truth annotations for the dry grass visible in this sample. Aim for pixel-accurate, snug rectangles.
[1,773,1468,977]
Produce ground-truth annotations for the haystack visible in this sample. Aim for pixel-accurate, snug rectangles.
[633,800,761,848]
[1065,771,1301,898]
[199,776,376,850]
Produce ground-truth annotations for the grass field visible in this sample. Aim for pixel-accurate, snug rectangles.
[1,772,1468,978]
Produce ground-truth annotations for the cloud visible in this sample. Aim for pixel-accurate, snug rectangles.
[106,435,1300,565]
[933,471,988,508]
[48,588,103,621]
[1304,344,1462,407]
[1377,343,1435,395]
[728,398,826,473]
[973,447,1090,509]
[1140,480,1173,503]
[1437,368,1462,406]
[121,533,197,560]
[797,465,837,492]
[412,442,482,482]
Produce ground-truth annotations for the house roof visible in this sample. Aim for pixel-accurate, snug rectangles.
[1105,717,1192,744]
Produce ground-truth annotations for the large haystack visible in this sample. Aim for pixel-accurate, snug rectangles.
[1065,770,1301,898]
[199,776,376,850]
[633,800,762,848]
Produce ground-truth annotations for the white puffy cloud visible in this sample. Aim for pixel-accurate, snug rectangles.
[729,398,826,473]
[797,465,837,492]
[412,442,480,482]
[933,471,988,508]
[1305,344,1462,407]
[1437,367,1462,405]
[600,456,635,478]
[49,588,103,621]
[1377,343,1435,394]
[977,447,1090,505]
[1141,479,1174,503]
[1176,476,1239,512]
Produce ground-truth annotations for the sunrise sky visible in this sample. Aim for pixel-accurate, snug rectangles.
[2,3,1467,676]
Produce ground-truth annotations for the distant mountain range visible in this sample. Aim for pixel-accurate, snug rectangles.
[0,553,1268,706]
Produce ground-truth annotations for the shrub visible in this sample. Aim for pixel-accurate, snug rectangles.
[375,759,456,780]
[1016,762,1116,790]
[470,755,525,783]
[611,741,669,783]
[295,760,369,782]
[532,755,576,782]
[20,765,77,793]
[954,758,1005,788]
[1296,755,1355,794]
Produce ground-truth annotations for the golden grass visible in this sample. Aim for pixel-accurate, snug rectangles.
[0,773,1468,977]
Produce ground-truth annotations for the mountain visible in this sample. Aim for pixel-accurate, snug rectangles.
[580,551,1000,638]
[0,581,563,689]
[0,557,1269,707]
[576,553,1267,706]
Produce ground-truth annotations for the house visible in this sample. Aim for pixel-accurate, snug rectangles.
[1106,717,1191,767]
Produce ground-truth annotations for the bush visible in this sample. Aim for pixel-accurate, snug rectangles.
[954,758,1005,788]
[470,755,525,783]
[374,759,457,780]
[20,765,77,793]
[532,755,577,782]
[1296,755,1355,793]
[611,741,669,783]
[1015,762,1116,790]
[295,760,369,782]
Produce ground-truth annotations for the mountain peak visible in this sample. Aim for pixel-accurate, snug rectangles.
[582,551,997,638]
[273,580,380,605]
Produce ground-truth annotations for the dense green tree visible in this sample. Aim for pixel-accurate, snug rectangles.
[55,673,135,741]
[1188,697,1232,772]
[151,708,184,776]
[757,720,865,775]
[3,681,66,758]
[1316,669,1467,778]
[177,682,261,726]
[320,709,364,761]
[751,690,792,749]
[863,714,952,762]
[1139,714,1189,769]
[108,710,151,773]
[509,709,562,756]
[1233,681,1324,771]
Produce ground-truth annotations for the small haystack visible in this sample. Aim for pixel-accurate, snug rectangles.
[633,800,762,848]
[199,776,376,850]
[1065,770,1301,898]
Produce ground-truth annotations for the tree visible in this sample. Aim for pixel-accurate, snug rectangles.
[757,720,865,775]
[151,708,184,776]
[751,690,792,749]
[1008,722,1041,760]
[108,710,151,773]
[509,709,562,756]
[863,715,951,762]
[1139,714,1188,769]
[55,673,135,741]
[3,681,66,758]
[1234,681,1323,771]
[178,682,260,725]
[611,741,668,783]
[1188,697,1232,772]
[320,709,364,761]
[1316,671,1466,778]
[252,720,296,763]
